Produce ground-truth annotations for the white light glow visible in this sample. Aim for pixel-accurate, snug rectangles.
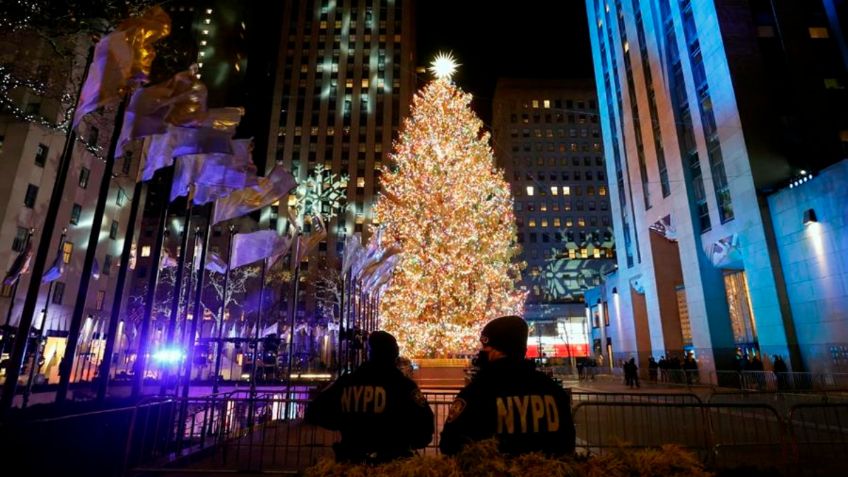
[429,52,459,80]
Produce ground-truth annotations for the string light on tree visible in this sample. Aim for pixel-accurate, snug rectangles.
[374,53,525,357]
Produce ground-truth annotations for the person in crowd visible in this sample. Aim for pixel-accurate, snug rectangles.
[440,316,575,456]
[305,331,434,463]
[648,356,658,383]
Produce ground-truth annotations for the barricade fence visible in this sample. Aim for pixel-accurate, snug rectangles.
[116,389,847,475]
[3,389,844,476]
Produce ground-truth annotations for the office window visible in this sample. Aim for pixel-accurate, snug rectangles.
[526,186,534,196]
[563,186,571,196]
[528,219,537,228]
[52,282,65,304]
[553,218,561,227]
[551,186,558,195]
[79,167,90,188]
[63,241,73,263]
[809,27,829,38]
[12,227,28,252]
[103,254,112,275]
[35,144,48,167]
[70,203,82,225]
[96,290,106,310]
[110,220,119,239]
[141,245,151,257]
[24,184,38,208]
[117,188,128,207]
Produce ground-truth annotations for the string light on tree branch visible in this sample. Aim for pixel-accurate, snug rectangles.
[374,58,525,357]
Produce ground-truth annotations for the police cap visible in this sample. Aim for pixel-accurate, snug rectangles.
[368,330,399,363]
[480,315,529,357]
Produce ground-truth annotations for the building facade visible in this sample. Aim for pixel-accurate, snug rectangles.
[586,0,848,374]
[0,33,140,385]
[492,79,615,360]
[267,0,416,257]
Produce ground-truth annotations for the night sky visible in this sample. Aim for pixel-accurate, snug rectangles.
[415,1,594,125]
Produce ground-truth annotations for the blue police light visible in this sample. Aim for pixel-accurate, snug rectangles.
[153,348,185,364]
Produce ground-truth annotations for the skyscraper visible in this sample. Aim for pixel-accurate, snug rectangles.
[492,79,615,359]
[266,0,416,311]
[585,0,848,374]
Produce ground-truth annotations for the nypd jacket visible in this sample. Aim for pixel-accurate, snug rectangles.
[305,361,434,462]
[439,358,575,456]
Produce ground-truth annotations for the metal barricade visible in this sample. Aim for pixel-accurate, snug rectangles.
[787,404,848,476]
[572,391,702,405]
[572,401,789,469]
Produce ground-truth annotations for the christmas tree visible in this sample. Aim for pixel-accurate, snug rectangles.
[373,54,525,357]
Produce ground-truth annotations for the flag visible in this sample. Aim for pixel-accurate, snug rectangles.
[296,215,327,263]
[116,67,208,157]
[206,252,227,274]
[160,249,178,269]
[92,258,101,281]
[170,139,258,204]
[352,228,384,278]
[341,233,363,275]
[261,322,279,338]
[363,254,401,294]
[212,167,297,225]
[42,246,65,284]
[73,6,171,128]
[3,241,32,286]
[230,230,293,269]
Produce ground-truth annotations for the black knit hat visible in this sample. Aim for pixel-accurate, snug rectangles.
[480,315,528,357]
[368,330,399,363]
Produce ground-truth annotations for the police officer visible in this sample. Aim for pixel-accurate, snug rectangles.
[439,315,575,456]
[305,331,434,463]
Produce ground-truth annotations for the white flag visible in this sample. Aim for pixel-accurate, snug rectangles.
[229,230,292,269]
[212,167,297,225]
[42,247,65,284]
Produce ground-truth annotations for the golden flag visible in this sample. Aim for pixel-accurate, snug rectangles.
[116,66,207,157]
[73,5,171,128]
[117,5,172,82]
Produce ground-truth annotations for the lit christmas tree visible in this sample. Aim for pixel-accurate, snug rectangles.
[374,53,525,357]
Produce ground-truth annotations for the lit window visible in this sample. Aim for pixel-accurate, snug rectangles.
[362,79,369,88]
[563,186,571,195]
[551,186,558,195]
[543,99,551,109]
[532,100,539,108]
[566,218,573,227]
[528,219,537,227]
[578,217,586,227]
[204,18,211,24]
[202,30,209,35]
[809,27,829,38]
[540,202,547,212]
[553,218,561,227]
[206,8,213,14]
[541,219,548,227]
[593,248,601,258]
[581,248,589,258]
[623,41,629,52]
[357,177,365,187]
[599,186,607,196]
[62,241,74,264]
[355,214,365,224]
[141,246,151,257]
[526,186,535,196]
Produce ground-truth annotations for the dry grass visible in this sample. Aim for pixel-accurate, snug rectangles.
[304,441,712,477]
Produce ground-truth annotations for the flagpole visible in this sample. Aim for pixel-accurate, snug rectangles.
[1,230,33,351]
[97,179,144,401]
[284,232,301,419]
[175,226,198,365]
[178,213,210,444]
[21,230,66,408]
[132,172,171,398]
[55,94,129,404]
[336,267,346,376]
[248,256,267,427]
[212,224,235,394]
[21,282,54,409]
[160,185,194,395]
[0,46,95,414]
